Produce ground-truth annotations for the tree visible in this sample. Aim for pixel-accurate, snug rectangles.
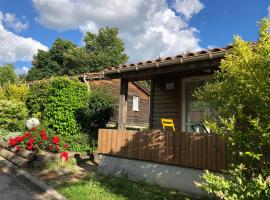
[63,27,128,74]
[63,47,93,75]
[195,19,270,199]
[0,64,17,86]
[27,28,128,80]
[26,38,76,81]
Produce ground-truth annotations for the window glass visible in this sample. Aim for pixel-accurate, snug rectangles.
[185,80,211,133]
[133,96,139,111]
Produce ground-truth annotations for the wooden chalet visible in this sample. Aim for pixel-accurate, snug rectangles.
[78,73,150,129]
[97,45,233,172]
[28,73,150,129]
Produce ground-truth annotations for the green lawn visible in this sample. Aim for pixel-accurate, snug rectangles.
[56,172,207,200]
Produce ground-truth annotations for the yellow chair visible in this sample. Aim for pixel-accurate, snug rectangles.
[161,118,175,132]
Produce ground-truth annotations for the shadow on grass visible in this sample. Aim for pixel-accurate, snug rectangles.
[55,171,210,200]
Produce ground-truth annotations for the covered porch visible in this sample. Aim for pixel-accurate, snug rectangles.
[98,46,232,171]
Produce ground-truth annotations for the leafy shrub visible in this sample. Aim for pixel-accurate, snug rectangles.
[62,133,91,152]
[195,19,270,198]
[26,82,50,118]
[26,77,89,137]
[0,64,17,86]
[80,88,115,138]
[43,77,89,136]
[196,165,270,200]
[0,87,5,100]
[0,100,28,131]
[4,83,29,102]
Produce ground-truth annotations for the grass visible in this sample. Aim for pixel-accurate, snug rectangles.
[28,158,209,200]
[55,172,207,200]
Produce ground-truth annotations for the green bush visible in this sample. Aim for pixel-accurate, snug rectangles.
[195,19,270,198]
[4,83,29,102]
[26,82,50,118]
[0,100,28,131]
[26,77,89,136]
[0,87,5,100]
[196,165,270,200]
[0,64,17,86]
[80,88,115,138]
[43,77,89,136]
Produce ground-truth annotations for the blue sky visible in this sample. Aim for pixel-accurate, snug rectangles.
[0,0,269,74]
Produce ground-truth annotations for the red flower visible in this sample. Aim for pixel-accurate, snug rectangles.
[15,146,21,151]
[15,136,23,143]
[28,137,35,145]
[60,152,69,161]
[52,136,60,145]
[26,145,33,150]
[23,132,32,139]
[49,145,53,151]
[64,144,69,149]
[40,141,44,145]
[31,127,36,131]
[9,138,17,146]
[40,130,47,140]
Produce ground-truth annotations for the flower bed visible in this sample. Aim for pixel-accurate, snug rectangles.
[7,128,70,162]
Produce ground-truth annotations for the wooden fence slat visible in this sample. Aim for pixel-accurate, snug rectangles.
[97,129,226,171]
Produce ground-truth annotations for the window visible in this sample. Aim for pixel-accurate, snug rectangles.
[182,76,212,133]
[132,96,139,111]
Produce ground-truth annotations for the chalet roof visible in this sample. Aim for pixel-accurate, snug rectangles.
[28,72,150,95]
[104,45,233,77]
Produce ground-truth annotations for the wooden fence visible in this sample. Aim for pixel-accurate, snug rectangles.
[98,129,227,171]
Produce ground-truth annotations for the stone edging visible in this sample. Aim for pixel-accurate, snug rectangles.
[0,156,66,200]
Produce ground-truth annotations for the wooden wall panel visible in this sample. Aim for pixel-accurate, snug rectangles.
[98,129,227,171]
[88,79,150,128]
[151,77,179,131]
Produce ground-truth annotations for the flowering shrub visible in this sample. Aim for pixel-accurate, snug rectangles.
[8,128,70,161]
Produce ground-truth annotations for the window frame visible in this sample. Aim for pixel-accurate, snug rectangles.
[132,96,139,112]
[181,75,212,133]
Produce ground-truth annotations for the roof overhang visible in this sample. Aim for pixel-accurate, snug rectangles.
[104,47,232,80]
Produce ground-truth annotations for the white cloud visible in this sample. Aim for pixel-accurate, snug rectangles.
[267,5,270,19]
[33,0,203,62]
[79,21,99,34]
[173,0,204,20]
[0,11,48,63]
[22,66,29,73]
[2,12,28,32]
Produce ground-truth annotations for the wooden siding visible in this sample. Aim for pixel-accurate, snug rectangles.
[88,79,150,128]
[151,77,181,131]
[98,129,226,171]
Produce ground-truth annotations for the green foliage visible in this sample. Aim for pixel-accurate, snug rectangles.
[0,87,6,99]
[0,64,17,86]
[83,27,128,68]
[80,88,115,137]
[26,38,76,81]
[43,77,89,136]
[196,165,270,200]
[27,27,128,80]
[0,100,28,131]
[63,47,93,75]
[195,18,270,198]
[26,82,50,118]
[26,77,89,137]
[64,27,128,74]
[3,83,29,102]
[62,133,91,152]
[27,50,59,81]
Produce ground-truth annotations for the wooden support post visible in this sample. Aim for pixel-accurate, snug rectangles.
[118,78,128,130]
